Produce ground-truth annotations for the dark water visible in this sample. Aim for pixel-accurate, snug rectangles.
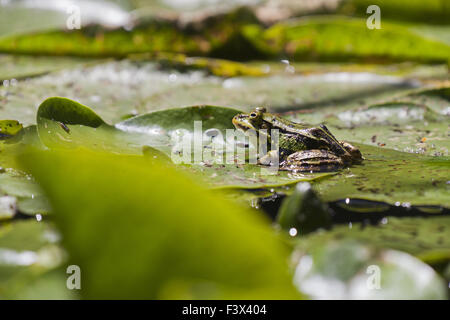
[256,193,449,226]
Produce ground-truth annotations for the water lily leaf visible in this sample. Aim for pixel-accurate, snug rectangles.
[0,54,101,81]
[185,165,333,190]
[17,196,51,216]
[130,52,266,77]
[296,217,450,263]
[0,220,66,299]
[36,96,153,154]
[244,17,450,63]
[340,0,450,25]
[313,144,449,206]
[292,240,447,299]
[0,174,43,199]
[0,125,49,217]
[19,148,301,299]
[400,86,450,115]
[0,59,417,126]
[36,97,331,189]
[0,7,257,58]
[284,86,450,156]
[0,6,67,39]
[1,11,448,64]
[322,101,449,156]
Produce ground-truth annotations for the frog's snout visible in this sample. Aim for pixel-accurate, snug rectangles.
[231,114,240,128]
[232,114,252,131]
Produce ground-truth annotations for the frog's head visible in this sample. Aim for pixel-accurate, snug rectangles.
[232,107,267,133]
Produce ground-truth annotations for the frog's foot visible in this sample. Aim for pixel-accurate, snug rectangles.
[280,149,344,172]
[340,141,363,163]
[258,150,280,166]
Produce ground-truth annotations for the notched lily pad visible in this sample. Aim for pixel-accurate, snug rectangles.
[36,97,333,189]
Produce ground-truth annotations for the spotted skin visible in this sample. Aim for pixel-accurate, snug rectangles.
[232,107,363,172]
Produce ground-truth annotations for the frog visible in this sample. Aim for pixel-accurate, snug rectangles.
[232,107,363,172]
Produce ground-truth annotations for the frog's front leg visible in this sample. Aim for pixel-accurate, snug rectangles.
[258,150,280,166]
[280,149,344,172]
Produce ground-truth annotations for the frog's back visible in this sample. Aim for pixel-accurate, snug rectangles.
[262,113,310,132]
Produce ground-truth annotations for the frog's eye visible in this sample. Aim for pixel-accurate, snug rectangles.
[250,112,257,118]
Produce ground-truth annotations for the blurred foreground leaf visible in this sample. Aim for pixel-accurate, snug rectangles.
[19,149,300,299]
[0,220,68,299]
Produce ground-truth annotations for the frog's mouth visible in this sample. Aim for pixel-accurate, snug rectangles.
[232,115,256,132]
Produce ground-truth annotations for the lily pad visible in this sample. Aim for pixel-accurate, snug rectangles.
[284,86,450,157]
[292,240,447,299]
[339,0,450,25]
[130,52,266,77]
[243,17,450,63]
[313,144,449,207]
[0,54,101,82]
[36,97,332,189]
[296,217,450,263]
[1,13,449,63]
[0,59,418,126]
[0,220,66,299]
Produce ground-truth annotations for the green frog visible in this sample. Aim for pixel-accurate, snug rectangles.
[232,107,363,172]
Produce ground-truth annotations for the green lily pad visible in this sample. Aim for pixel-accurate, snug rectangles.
[130,52,266,77]
[184,164,332,190]
[0,54,101,81]
[292,240,447,299]
[339,0,450,25]
[36,97,331,189]
[17,196,52,216]
[313,144,449,206]
[243,17,450,63]
[326,102,449,157]
[284,86,450,157]
[1,12,449,63]
[18,148,301,299]
[36,96,156,155]
[0,6,67,39]
[296,217,450,263]
[0,220,67,299]
[0,59,418,126]
[400,86,450,115]
[0,125,49,217]
[0,174,43,199]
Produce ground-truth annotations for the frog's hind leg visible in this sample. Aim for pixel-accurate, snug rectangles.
[310,124,350,158]
[280,149,344,172]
